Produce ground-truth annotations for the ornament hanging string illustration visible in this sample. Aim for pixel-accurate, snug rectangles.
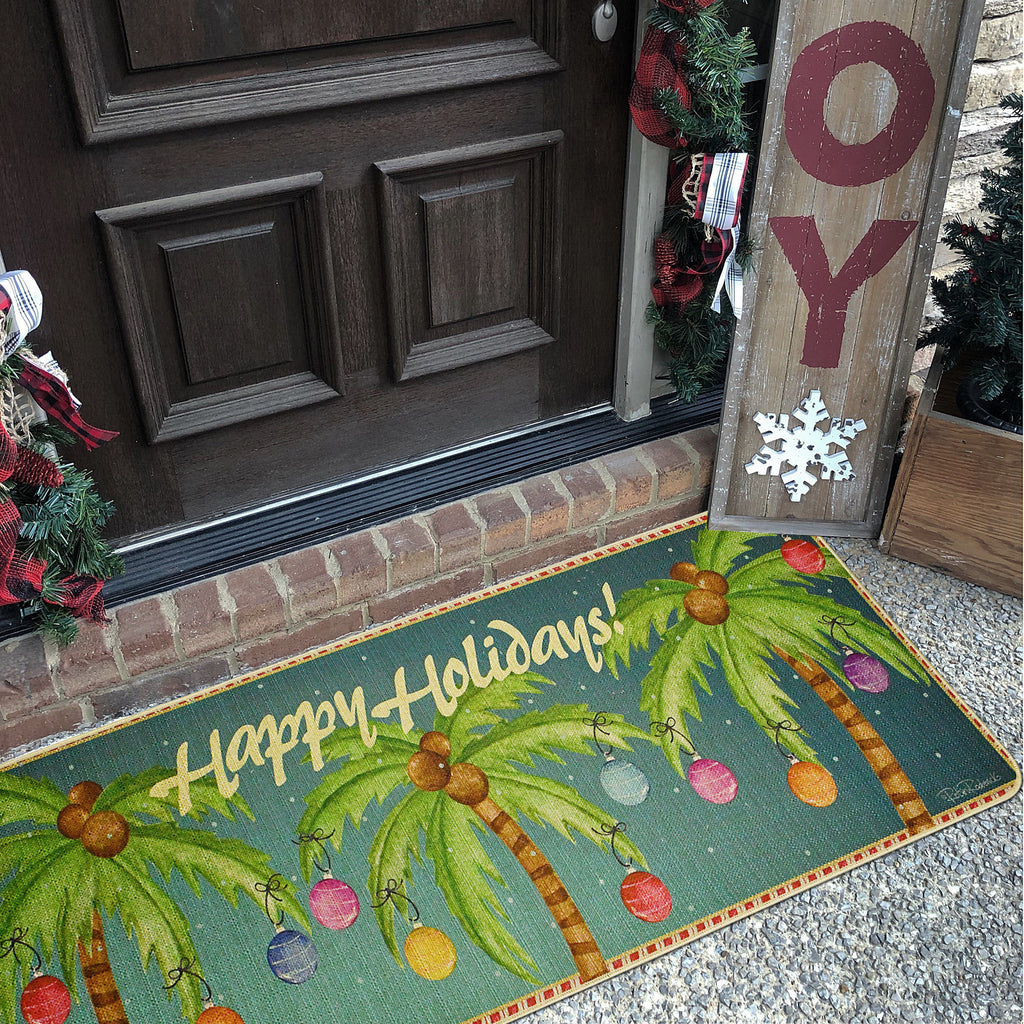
[0,929,71,1024]
[372,880,457,981]
[257,874,319,985]
[820,615,890,693]
[164,958,244,1024]
[651,718,738,804]
[294,830,361,931]
[586,713,650,806]
[593,822,672,925]
[768,718,839,808]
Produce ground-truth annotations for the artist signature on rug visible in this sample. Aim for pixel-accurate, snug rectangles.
[937,773,1003,802]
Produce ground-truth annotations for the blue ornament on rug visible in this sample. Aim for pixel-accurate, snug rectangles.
[599,754,650,805]
[588,713,650,806]
[267,929,319,984]
[258,872,318,984]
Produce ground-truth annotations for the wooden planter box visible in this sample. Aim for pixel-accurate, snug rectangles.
[880,355,1022,597]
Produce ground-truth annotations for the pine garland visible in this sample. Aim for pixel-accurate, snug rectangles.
[1,349,123,645]
[644,0,756,403]
[920,94,1022,425]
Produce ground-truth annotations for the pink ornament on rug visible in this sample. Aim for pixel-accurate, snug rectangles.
[309,877,360,930]
[687,755,739,804]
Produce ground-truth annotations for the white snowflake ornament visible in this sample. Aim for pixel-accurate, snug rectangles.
[744,389,866,501]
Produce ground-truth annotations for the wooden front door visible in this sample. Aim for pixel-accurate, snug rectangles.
[1,2,635,538]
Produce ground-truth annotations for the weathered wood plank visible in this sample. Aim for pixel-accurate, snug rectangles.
[712,0,987,535]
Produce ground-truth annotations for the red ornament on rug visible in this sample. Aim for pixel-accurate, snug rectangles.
[596,822,673,924]
[780,537,826,574]
[20,974,71,1024]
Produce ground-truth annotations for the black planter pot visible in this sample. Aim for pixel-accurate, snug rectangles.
[956,375,1023,435]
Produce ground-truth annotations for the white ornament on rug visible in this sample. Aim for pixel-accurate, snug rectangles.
[744,389,866,501]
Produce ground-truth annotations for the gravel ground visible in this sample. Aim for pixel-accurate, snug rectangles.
[530,540,1023,1024]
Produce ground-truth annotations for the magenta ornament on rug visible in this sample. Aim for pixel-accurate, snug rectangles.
[309,877,360,931]
[687,755,738,804]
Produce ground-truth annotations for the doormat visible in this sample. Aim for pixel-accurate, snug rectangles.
[1,514,1018,1024]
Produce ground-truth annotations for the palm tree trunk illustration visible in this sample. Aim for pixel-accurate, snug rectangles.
[77,911,129,1024]
[773,646,935,836]
[470,795,609,983]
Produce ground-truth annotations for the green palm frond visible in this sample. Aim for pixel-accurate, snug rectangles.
[98,769,253,824]
[0,775,67,827]
[441,671,552,754]
[690,527,763,576]
[367,788,434,966]
[298,725,418,881]
[0,836,89,1024]
[463,703,648,770]
[92,857,204,1021]
[425,798,537,981]
[603,579,692,675]
[485,769,646,868]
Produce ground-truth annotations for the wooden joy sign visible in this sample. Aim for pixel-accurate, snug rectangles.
[712,0,986,536]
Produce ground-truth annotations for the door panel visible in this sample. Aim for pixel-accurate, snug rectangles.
[2,2,634,538]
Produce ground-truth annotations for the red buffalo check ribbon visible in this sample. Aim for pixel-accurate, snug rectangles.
[629,27,691,148]
[18,352,119,450]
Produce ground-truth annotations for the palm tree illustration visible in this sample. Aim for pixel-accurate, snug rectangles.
[0,768,308,1024]
[297,671,651,984]
[603,524,936,834]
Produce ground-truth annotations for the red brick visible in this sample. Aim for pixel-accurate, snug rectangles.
[90,658,232,722]
[379,520,436,588]
[642,437,697,500]
[0,703,86,758]
[600,451,654,512]
[474,491,527,555]
[558,463,613,528]
[1,634,56,718]
[328,530,387,605]
[367,567,486,625]
[426,503,481,573]
[237,609,366,671]
[174,579,233,659]
[227,564,288,642]
[519,477,569,541]
[605,497,706,542]
[491,531,601,582]
[676,426,718,493]
[278,546,338,622]
[58,620,123,697]
[116,597,178,677]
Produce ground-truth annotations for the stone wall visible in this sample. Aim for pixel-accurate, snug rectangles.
[928,0,1023,292]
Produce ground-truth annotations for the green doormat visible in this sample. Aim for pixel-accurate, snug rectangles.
[1,515,1018,1024]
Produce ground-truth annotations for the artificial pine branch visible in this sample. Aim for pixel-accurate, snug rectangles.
[920,94,1021,419]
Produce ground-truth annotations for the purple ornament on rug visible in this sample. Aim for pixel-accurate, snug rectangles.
[843,650,889,693]
[687,756,738,804]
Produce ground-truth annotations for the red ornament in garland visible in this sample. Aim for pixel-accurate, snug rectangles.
[780,538,825,574]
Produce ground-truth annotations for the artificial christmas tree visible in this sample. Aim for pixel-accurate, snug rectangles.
[920,93,1022,433]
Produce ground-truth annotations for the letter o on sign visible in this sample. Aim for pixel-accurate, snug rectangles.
[784,21,936,186]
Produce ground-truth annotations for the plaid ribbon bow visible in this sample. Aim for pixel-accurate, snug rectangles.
[0,270,43,361]
[629,27,690,148]
[18,352,119,450]
[671,152,749,317]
